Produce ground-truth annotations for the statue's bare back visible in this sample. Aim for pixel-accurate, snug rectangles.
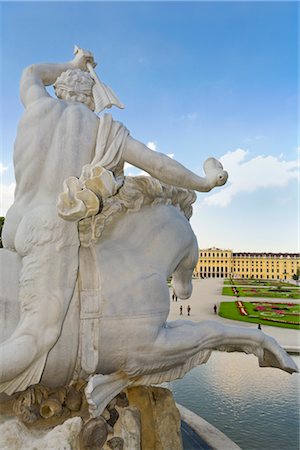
[3,98,99,249]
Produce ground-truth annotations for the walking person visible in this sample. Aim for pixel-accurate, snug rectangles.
[213,304,217,314]
[187,305,191,316]
[180,305,183,315]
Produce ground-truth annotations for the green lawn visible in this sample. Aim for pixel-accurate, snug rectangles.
[222,283,300,300]
[219,301,300,330]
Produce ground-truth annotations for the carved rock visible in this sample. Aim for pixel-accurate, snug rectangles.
[107,407,119,428]
[116,392,129,408]
[65,386,82,411]
[113,406,141,450]
[127,386,183,450]
[79,416,108,450]
[20,404,40,424]
[107,436,125,449]
[40,398,62,419]
[0,417,83,450]
[101,407,111,421]
[107,398,117,410]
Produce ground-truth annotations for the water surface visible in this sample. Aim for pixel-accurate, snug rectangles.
[170,352,300,450]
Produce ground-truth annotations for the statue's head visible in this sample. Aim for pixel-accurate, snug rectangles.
[54,69,95,111]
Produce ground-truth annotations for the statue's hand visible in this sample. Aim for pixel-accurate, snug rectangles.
[203,157,228,191]
[71,45,96,71]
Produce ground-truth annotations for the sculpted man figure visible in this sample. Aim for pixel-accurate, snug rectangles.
[0,47,228,394]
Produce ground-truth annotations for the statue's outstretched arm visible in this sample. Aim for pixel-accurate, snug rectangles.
[123,136,228,192]
[20,48,95,108]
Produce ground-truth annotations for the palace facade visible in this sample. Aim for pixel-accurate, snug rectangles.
[194,247,300,280]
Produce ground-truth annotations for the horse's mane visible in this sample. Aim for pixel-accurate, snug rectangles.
[79,175,197,247]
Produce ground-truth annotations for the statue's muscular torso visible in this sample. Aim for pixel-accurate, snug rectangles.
[3,97,99,250]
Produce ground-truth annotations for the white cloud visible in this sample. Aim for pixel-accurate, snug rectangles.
[0,182,15,216]
[124,162,133,172]
[203,148,298,207]
[124,141,174,177]
[147,141,156,151]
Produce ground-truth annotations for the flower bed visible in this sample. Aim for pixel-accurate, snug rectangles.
[219,300,300,330]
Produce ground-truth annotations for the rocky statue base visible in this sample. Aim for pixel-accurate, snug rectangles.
[0,384,182,450]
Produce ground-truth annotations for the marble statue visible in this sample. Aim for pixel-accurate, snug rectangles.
[0,47,297,418]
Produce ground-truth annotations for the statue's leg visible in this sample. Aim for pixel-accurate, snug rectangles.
[125,320,298,381]
[86,319,298,416]
[172,241,198,299]
[0,207,79,394]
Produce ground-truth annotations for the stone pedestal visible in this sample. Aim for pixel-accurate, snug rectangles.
[127,386,182,450]
[0,385,183,450]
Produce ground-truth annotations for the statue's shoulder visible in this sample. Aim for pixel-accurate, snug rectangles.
[24,96,64,116]
[23,98,98,127]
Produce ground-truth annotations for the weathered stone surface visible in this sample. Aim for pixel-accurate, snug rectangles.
[65,386,82,411]
[127,386,183,450]
[116,392,129,408]
[0,417,83,450]
[107,398,117,410]
[113,406,141,450]
[79,416,108,449]
[107,407,119,427]
[107,436,124,449]
[101,407,111,421]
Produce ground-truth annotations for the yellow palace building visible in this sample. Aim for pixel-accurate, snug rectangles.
[194,247,300,281]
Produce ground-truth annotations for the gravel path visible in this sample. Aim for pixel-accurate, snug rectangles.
[168,278,300,352]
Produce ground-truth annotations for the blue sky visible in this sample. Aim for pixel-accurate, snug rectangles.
[0,1,298,252]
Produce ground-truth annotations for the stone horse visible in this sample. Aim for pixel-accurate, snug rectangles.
[0,176,297,416]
